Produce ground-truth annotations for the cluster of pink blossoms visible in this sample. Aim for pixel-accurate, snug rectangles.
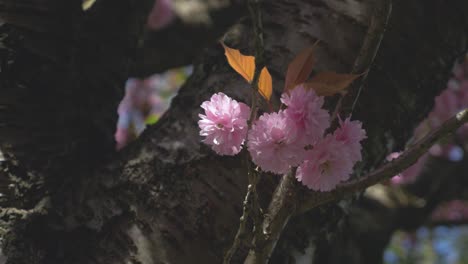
[198,85,366,191]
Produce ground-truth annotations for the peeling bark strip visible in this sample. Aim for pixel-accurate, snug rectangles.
[0,0,467,264]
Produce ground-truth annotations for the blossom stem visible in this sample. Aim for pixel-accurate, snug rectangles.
[223,168,255,264]
[246,0,266,251]
[349,0,392,113]
[223,0,265,262]
[244,170,298,264]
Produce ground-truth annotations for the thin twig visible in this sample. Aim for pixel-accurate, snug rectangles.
[349,0,392,113]
[331,0,393,121]
[223,175,255,264]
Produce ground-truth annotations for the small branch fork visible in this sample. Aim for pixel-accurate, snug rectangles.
[243,0,389,262]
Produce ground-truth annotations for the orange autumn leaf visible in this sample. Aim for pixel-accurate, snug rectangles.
[284,43,318,91]
[222,43,255,82]
[305,71,361,96]
[222,43,272,102]
[258,67,272,101]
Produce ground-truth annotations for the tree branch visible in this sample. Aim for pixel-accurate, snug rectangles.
[298,108,468,214]
[244,171,298,264]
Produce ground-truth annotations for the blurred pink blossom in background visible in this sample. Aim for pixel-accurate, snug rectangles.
[431,200,468,223]
[387,151,428,185]
[115,66,192,150]
[147,0,175,30]
[390,56,468,185]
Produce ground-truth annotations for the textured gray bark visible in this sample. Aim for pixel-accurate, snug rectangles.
[0,0,467,263]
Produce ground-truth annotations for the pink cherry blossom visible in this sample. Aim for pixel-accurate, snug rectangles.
[281,85,330,145]
[247,111,305,174]
[334,117,367,163]
[296,135,354,191]
[198,92,250,156]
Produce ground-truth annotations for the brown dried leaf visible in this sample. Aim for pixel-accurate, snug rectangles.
[284,43,318,91]
[305,71,360,96]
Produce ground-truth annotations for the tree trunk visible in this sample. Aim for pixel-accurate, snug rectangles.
[0,0,467,263]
